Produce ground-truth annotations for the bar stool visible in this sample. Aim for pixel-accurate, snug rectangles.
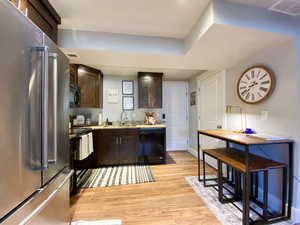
[202,148,288,221]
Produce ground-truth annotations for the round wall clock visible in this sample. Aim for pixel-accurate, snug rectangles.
[237,66,274,104]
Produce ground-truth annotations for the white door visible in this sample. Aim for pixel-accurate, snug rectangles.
[197,71,226,166]
[163,81,188,151]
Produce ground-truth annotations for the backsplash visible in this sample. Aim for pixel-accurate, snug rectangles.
[70,108,162,124]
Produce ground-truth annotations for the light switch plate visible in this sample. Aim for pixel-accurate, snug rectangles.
[261,111,269,120]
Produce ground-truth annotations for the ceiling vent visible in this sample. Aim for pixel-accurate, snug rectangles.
[269,0,300,16]
[66,53,80,58]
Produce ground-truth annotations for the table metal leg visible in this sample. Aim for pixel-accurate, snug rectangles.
[287,142,294,219]
[263,170,269,218]
[197,132,201,181]
[243,145,250,225]
[282,166,288,217]
[218,160,224,203]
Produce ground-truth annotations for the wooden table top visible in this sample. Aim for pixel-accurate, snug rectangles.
[198,130,293,145]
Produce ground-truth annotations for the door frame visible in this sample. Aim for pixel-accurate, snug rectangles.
[196,70,227,159]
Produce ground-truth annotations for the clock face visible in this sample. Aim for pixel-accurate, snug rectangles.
[237,66,274,104]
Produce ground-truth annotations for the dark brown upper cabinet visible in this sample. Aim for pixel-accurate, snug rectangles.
[10,0,61,43]
[138,72,163,108]
[71,64,103,108]
[69,64,78,85]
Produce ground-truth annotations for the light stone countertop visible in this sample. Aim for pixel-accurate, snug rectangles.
[78,124,166,130]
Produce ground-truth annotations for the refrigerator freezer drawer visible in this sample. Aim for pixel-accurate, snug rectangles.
[1,169,73,225]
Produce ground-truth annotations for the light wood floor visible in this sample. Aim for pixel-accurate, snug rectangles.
[70,151,220,225]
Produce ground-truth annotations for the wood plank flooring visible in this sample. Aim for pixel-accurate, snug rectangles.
[70,151,220,225]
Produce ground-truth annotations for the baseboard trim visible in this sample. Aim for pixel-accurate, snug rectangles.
[292,206,300,223]
[188,147,199,159]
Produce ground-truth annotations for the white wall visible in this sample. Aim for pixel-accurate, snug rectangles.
[225,40,300,219]
[102,75,137,122]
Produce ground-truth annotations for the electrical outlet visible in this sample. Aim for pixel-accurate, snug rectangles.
[261,111,269,120]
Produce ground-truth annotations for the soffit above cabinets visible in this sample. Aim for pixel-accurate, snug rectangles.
[49,0,210,38]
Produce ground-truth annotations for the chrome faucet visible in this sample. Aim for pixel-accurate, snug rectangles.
[120,111,129,126]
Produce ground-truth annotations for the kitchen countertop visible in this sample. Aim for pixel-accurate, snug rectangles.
[69,128,93,139]
[75,124,166,130]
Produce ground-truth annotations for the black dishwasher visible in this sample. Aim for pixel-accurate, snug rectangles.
[138,128,166,164]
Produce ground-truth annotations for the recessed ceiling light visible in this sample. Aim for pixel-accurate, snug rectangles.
[269,0,300,16]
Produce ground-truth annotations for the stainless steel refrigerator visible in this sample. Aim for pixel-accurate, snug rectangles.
[0,1,73,224]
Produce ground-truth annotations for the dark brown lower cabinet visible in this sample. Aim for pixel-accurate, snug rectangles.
[119,131,138,164]
[94,129,138,166]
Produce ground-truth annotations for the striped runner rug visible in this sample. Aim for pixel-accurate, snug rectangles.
[82,165,155,188]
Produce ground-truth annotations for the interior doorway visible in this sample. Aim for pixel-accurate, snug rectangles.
[163,81,188,151]
[197,71,226,166]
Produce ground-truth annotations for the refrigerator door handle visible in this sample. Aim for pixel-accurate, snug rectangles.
[33,46,49,170]
[48,53,58,164]
[42,45,49,169]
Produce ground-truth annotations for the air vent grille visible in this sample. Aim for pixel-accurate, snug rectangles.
[269,0,300,16]
[66,53,80,58]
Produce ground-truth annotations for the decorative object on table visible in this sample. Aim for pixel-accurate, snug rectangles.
[122,96,134,111]
[145,112,156,125]
[190,91,196,106]
[186,176,291,225]
[122,80,134,95]
[225,105,247,131]
[81,165,155,188]
[243,128,255,134]
[107,88,119,104]
[71,220,122,225]
[237,66,275,104]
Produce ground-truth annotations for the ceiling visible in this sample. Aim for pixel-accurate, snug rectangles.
[63,24,293,72]
[89,65,203,80]
[49,0,210,38]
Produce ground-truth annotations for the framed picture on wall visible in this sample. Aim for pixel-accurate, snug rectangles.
[122,80,134,95]
[123,96,134,111]
[190,92,196,106]
[107,88,119,104]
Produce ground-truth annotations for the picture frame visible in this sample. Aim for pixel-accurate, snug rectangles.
[190,91,196,106]
[122,80,134,95]
[122,96,134,111]
[107,88,119,104]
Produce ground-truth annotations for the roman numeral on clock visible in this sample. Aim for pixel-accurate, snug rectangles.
[261,81,270,85]
[260,87,268,92]
[241,89,248,96]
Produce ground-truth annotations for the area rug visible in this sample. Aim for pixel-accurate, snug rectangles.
[82,165,155,188]
[71,220,122,225]
[185,176,292,225]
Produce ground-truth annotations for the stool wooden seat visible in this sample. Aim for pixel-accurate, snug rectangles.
[202,148,286,173]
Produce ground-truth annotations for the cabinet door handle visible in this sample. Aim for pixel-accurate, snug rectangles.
[119,137,122,145]
[116,137,118,145]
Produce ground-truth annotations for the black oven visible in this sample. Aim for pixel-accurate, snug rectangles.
[70,84,80,108]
